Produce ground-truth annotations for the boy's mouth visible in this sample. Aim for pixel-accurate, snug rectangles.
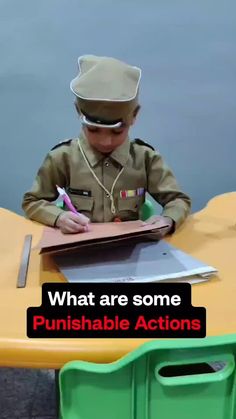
[96,146,115,154]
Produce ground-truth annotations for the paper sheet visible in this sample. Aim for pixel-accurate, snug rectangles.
[54,240,218,284]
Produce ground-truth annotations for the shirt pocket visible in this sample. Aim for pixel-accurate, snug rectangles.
[117,196,144,221]
[68,194,94,218]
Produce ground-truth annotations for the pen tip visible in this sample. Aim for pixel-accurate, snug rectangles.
[56,185,65,195]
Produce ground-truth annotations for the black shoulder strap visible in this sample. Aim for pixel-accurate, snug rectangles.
[133,138,155,151]
[51,139,73,151]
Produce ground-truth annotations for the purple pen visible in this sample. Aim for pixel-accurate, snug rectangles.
[56,185,89,231]
[56,185,77,214]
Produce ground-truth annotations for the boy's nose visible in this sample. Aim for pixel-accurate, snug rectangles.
[101,136,112,146]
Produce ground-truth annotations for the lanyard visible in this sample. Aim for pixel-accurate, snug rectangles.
[78,141,124,214]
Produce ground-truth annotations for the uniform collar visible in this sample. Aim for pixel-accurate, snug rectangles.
[79,131,130,167]
[110,138,130,166]
[79,131,104,167]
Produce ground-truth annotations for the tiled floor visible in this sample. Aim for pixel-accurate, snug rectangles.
[0,368,57,419]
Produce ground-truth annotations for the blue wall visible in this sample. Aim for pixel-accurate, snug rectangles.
[0,0,235,214]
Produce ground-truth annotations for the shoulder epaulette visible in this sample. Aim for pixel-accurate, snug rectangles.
[51,139,73,151]
[133,138,155,151]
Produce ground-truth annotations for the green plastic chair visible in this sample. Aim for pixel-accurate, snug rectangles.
[59,334,236,419]
[56,198,155,221]
[140,199,155,221]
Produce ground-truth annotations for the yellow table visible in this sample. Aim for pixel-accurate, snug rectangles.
[0,192,236,368]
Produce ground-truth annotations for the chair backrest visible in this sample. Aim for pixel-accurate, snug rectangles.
[59,334,236,419]
[140,199,155,221]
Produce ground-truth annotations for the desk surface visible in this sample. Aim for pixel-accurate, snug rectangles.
[1,192,236,368]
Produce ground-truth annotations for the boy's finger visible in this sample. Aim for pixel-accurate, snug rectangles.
[65,219,87,232]
[142,216,161,226]
[69,212,90,225]
[62,225,86,234]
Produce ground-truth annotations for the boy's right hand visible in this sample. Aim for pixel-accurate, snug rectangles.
[56,212,90,234]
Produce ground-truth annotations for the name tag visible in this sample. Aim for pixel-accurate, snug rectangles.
[68,188,92,197]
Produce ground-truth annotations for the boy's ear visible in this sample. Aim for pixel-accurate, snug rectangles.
[74,100,81,115]
[130,105,141,125]
[134,105,141,117]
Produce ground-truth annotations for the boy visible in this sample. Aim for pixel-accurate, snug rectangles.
[22,55,191,236]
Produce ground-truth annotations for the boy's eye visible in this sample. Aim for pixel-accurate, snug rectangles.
[87,126,99,133]
[112,128,125,135]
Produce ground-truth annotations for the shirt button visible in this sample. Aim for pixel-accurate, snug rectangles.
[106,193,110,197]
[104,160,109,167]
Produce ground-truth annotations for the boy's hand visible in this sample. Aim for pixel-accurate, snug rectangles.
[143,215,174,239]
[56,212,90,234]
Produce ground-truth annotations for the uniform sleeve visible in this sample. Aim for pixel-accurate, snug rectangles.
[147,152,191,229]
[22,151,67,226]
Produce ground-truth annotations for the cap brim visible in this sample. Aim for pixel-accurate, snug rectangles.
[81,114,122,128]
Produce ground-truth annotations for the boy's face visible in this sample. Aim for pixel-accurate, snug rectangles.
[83,123,131,154]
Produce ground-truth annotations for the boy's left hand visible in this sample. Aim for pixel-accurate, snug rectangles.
[142,216,174,239]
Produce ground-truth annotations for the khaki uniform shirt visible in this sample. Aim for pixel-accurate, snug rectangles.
[22,132,191,229]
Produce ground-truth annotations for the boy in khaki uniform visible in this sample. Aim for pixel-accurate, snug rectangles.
[22,55,191,236]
